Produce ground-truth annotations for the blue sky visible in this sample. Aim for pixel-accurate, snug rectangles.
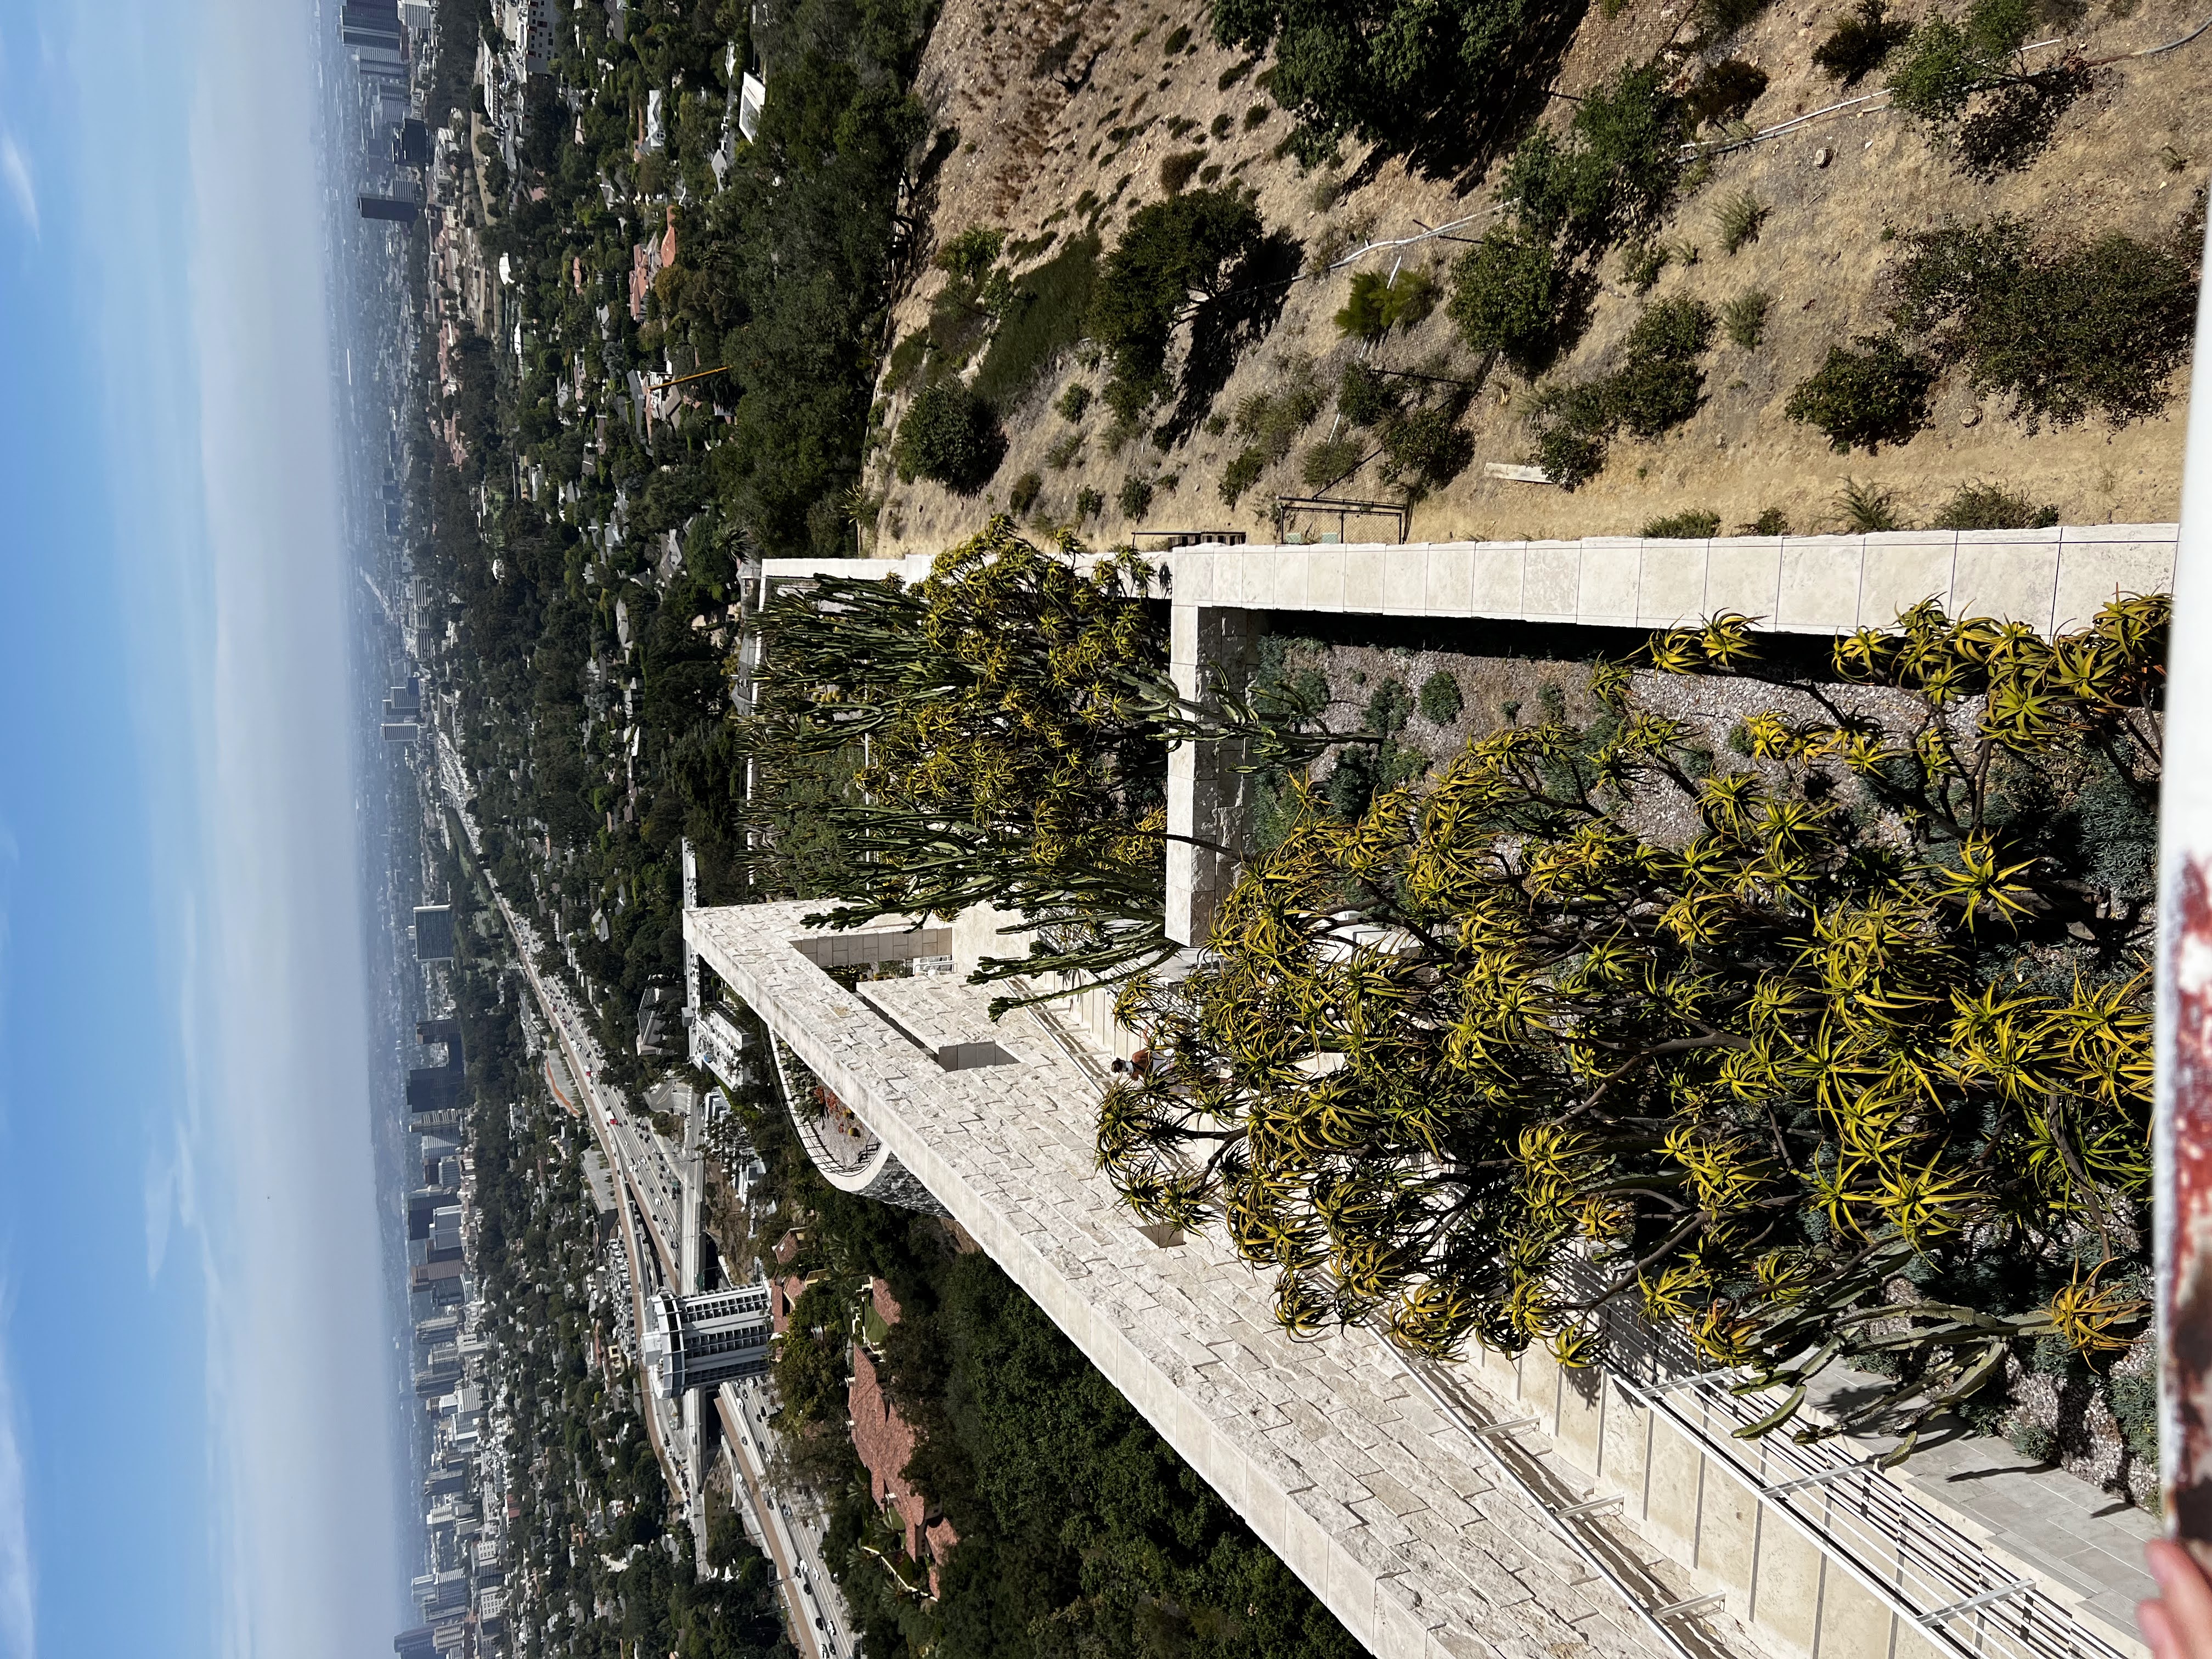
[0,2,400,1655]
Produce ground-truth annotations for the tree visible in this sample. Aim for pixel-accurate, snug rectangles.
[741,522,1374,997]
[893,378,1006,492]
[1498,63,1683,250]
[1087,188,1265,419]
[1885,0,2036,128]
[1209,0,1534,151]
[1889,217,2197,431]
[1447,225,1565,371]
[742,522,1177,990]
[1101,597,2164,1458]
[1785,334,1937,452]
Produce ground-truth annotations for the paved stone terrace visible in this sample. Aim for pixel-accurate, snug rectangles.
[689,903,1762,1659]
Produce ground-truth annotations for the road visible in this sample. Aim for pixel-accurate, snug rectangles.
[433,725,833,1659]
[718,1379,860,1659]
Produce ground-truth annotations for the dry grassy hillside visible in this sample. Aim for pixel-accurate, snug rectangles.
[866,0,2212,552]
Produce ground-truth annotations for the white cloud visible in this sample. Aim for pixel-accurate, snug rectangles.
[0,135,36,240]
[0,1305,33,1659]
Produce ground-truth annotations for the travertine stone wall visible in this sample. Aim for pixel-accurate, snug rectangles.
[1151,524,2175,637]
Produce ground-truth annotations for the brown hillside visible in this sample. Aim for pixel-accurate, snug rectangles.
[869,0,2212,553]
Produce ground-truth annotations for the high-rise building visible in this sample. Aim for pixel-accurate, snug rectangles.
[413,904,455,961]
[381,719,420,742]
[359,194,421,225]
[641,1282,774,1397]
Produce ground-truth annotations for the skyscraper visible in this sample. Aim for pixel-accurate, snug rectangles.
[413,904,455,961]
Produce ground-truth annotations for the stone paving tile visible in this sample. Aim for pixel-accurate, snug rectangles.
[690,900,1781,1659]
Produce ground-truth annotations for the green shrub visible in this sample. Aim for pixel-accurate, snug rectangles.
[1815,0,1910,84]
[1164,22,1192,52]
[1418,670,1464,725]
[1836,477,1904,531]
[1160,149,1206,194]
[1075,484,1104,519]
[1624,294,1716,362]
[1716,191,1768,255]
[1380,405,1474,490]
[1338,362,1404,429]
[884,328,932,393]
[1219,447,1266,504]
[1786,335,1936,452]
[1302,435,1365,488]
[1610,297,1714,436]
[2109,1371,2158,1465]
[1643,508,1722,537]
[1622,239,1668,294]
[1210,0,1549,150]
[936,226,1006,287]
[1500,62,1683,247]
[1891,218,2196,429]
[1364,677,1415,738]
[1887,0,2032,128]
[1742,506,1790,534]
[1008,470,1043,515]
[1234,366,1328,460]
[1686,59,1770,126]
[1056,381,1093,421]
[1931,481,2059,528]
[1722,289,1771,349]
[1447,224,1567,373]
[894,377,1006,489]
[1088,188,1264,419]
[1244,101,1270,128]
[1522,298,1712,486]
[1696,0,1770,42]
[1116,475,1155,519]
[1335,268,1440,342]
[1526,380,1614,488]
[1045,429,1084,470]
[973,235,1102,412]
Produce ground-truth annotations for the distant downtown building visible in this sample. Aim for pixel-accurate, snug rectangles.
[408,1017,466,1124]
[359,193,421,224]
[413,903,455,961]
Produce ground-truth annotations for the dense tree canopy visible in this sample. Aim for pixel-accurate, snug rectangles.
[1087,188,1266,419]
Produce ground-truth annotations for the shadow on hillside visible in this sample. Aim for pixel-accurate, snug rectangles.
[1340,0,1595,193]
[1159,229,1304,449]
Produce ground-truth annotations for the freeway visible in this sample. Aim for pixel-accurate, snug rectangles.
[431,724,833,1659]
[725,1380,862,1659]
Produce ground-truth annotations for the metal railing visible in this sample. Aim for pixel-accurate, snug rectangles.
[1545,1259,2132,1659]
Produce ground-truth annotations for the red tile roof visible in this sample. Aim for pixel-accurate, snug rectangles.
[848,1348,926,1553]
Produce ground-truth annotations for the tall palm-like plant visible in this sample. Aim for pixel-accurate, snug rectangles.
[1102,595,2166,1455]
